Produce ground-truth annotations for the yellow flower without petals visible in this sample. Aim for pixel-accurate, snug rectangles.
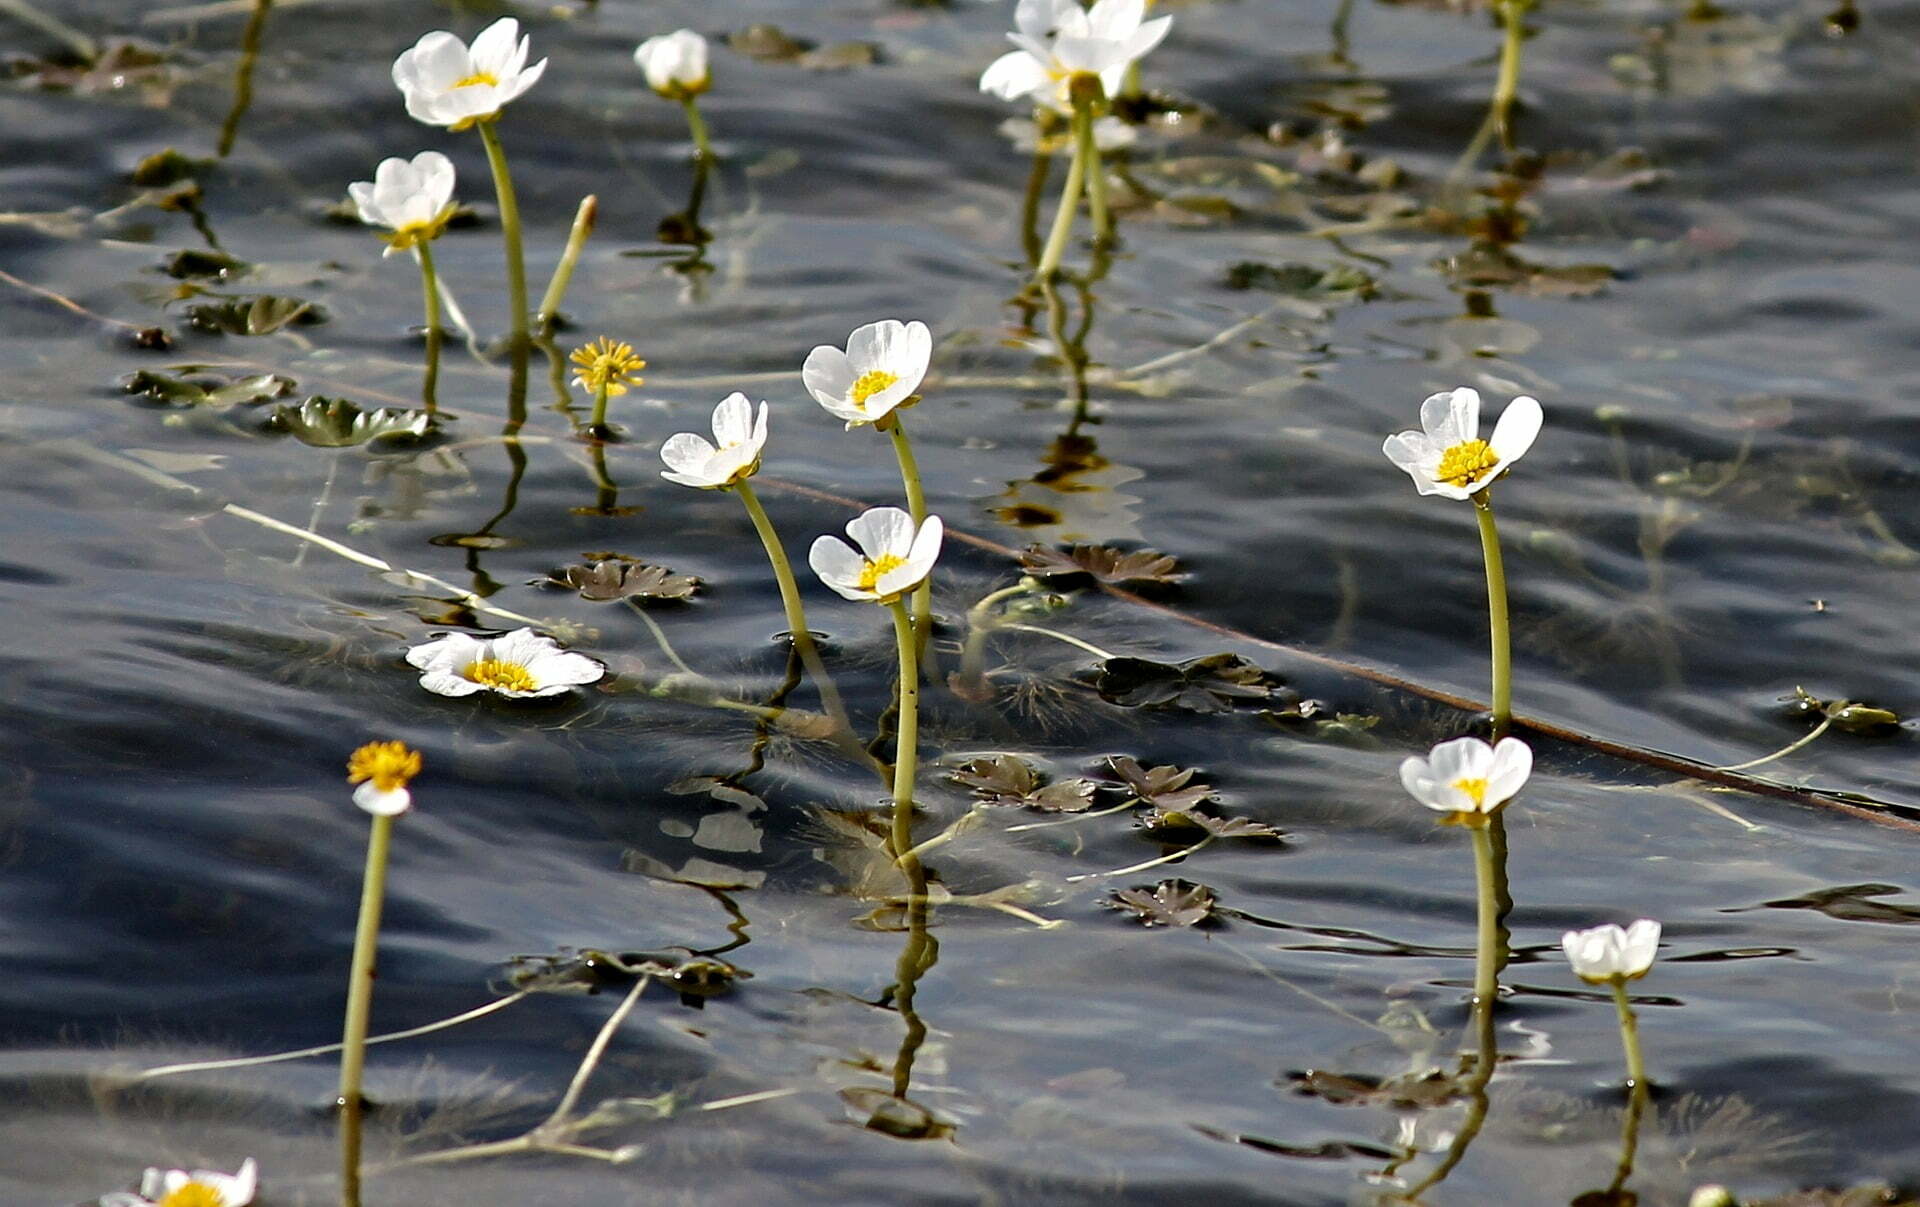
[347,741,422,794]
[570,338,646,397]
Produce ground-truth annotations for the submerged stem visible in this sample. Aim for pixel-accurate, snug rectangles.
[888,600,923,870]
[477,119,529,352]
[1605,978,1649,1195]
[1473,492,1513,735]
[338,812,395,1207]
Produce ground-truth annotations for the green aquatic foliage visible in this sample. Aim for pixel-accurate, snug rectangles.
[1223,260,1379,302]
[947,753,1099,812]
[264,396,432,447]
[1093,652,1290,713]
[185,294,327,336]
[120,366,295,409]
[1105,878,1218,928]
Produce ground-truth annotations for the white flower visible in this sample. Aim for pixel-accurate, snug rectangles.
[405,629,605,699]
[1561,919,1661,984]
[100,1158,257,1207]
[809,507,944,604]
[392,17,547,131]
[802,319,932,429]
[1399,735,1532,818]
[980,0,1172,111]
[660,392,768,489]
[348,151,456,256]
[1383,387,1543,501]
[635,29,711,100]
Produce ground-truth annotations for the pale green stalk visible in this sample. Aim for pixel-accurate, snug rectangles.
[1492,0,1528,149]
[1073,89,1111,243]
[682,96,714,161]
[476,120,528,349]
[734,480,855,740]
[338,812,395,1206]
[1470,823,1501,1005]
[536,195,597,335]
[1605,978,1649,1195]
[415,242,443,415]
[589,381,613,432]
[1035,106,1089,281]
[1473,491,1512,734]
[886,417,934,651]
[887,600,923,868]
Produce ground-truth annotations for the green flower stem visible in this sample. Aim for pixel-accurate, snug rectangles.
[1492,0,1528,148]
[536,195,596,336]
[887,599,923,870]
[338,811,396,1206]
[477,119,529,351]
[1606,978,1649,1194]
[957,581,1037,691]
[733,480,856,742]
[1073,91,1111,243]
[415,242,443,415]
[1473,491,1513,736]
[1121,60,1142,101]
[1035,106,1089,281]
[886,417,934,653]
[589,381,612,432]
[682,96,714,162]
[1469,822,1501,1006]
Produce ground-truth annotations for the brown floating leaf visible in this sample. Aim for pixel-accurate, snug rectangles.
[1106,878,1218,927]
[1286,1068,1461,1109]
[1107,756,1213,811]
[949,754,1099,812]
[1094,654,1290,714]
[539,560,701,603]
[1020,543,1183,586]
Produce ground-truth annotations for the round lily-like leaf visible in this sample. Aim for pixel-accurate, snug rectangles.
[265,396,434,448]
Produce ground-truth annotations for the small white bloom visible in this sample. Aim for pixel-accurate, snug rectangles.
[635,29,711,100]
[809,507,944,604]
[405,629,605,699]
[1561,919,1661,984]
[100,1157,258,1207]
[980,0,1172,111]
[802,319,932,429]
[348,151,456,256]
[1398,735,1532,818]
[392,17,547,131]
[1383,387,1543,501]
[660,393,768,489]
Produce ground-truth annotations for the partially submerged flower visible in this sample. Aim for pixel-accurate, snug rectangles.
[405,629,605,699]
[1398,735,1532,820]
[348,151,456,255]
[569,337,646,397]
[809,507,944,604]
[802,319,931,429]
[659,392,768,489]
[392,17,547,131]
[1383,387,1543,500]
[346,740,422,816]
[979,0,1172,111]
[635,29,711,100]
[100,1158,257,1207]
[1561,919,1661,984]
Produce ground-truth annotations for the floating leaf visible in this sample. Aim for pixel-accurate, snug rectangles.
[1188,814,1283,840]
[129,147,208,188]
[948,754,1098,812]
[1745,1187,1915,1207]
[1750,883,1920,925]
[19,41,176,100]
[1224,261,1378,302]
[725,23,812,61]
[506,946,749,1005]
[185,294,327,336]
[1782,686,1902,735]
[539,559,702,603]
[839,1088,953,1140]
[1106,878,1218,927]
[1285,1068,1461,1109]
[264,396,432,447]
[1437,242,1615,298]
[163,248,249,280]
[1107,756,1214,811]
[1019,543,1183,586]
[1094,654,1290,714]
[121,366,295,408]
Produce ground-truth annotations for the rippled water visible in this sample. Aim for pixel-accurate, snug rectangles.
[5,0,1920,1203]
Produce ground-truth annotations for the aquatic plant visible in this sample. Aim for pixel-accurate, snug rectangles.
[569,335,646,436]
[405,629,606,699]
[1564,919,1662,1199]
[635,29,715,161]
[99,1157,257,1207]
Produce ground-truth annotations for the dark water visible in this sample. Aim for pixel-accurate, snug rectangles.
[4,0,1920,1202]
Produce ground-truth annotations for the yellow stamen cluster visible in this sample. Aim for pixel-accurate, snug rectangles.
[347,741,422,793]
[857,553,908,591]
[384,203,458,254]
[849,369,899,407]
[464,659,538,693]
[570,338,647,397]
[452,70,500,89]
[1450,777,1489,807]
[1435,439,1499,489]
[158,1181,228,1207]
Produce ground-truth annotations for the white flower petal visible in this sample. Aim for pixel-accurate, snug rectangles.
[980,49,1051,100]
[809,535,871,600]
[406,632,483,670]
[490,628,558,667]
[1419,387,1479,448]
[419,667,486,696]
[1483,736,1533,808]
[355,782,413,816]
[710,392,753,446]
[660,431,719,478]
[802,345,855,406]
[1488,395,1543,468]
[524,649,606,688]
[1398,755,1444,812]
[844,505,917,561]
[467,17,521,76]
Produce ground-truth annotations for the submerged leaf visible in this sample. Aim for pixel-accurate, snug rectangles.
[163,248,249,280]
[186,294,327,336]
[1224,261,1378,301]
[1106,878,1218,927]
[540,559,702,603]
[949,754,1098,812]
[264,396,432,447]
[1094,654,1290,714]
[1285,1068,1461,1109]
[1020,543,1182,586]
[121,366,295,408]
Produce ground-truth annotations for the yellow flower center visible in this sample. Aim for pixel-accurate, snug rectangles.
[1450,777,1489,807]
[452,70,499,89]
[850,370,899,408]
[569,338,646,397]
[159,1184,227,1207]
[347,740,422,793]
[857,553,909,591]
[1435,440,1500,488]
[465,659,538,692]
